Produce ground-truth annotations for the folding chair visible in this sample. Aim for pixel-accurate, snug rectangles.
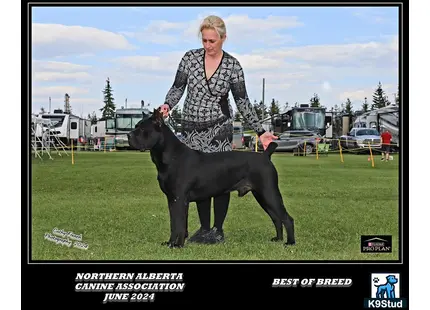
[317,143,330,156]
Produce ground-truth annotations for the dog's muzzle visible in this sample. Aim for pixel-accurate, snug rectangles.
[127,132,140,150]
[126,132,133,145]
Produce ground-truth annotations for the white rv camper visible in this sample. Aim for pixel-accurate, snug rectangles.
[91,120,107,139]
[353,105,399,149]
[34,109,91,146]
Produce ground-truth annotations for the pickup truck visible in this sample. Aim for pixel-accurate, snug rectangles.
[340,128,381,150]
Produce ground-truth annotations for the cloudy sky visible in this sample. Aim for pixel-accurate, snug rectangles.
[31,6,399,118]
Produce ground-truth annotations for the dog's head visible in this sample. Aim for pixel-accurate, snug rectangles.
[127,108,165,151]
[386,275,398,285]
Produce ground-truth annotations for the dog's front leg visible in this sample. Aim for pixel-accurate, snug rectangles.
[167,196,188,248]
[388,287,395,298]
[161,199,176,247]
[173,197,189,248]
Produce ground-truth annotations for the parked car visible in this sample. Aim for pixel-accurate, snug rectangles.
[340,128,381,150]
[250,130,322,154]
[232,125,245,149]
[243,133,253,148]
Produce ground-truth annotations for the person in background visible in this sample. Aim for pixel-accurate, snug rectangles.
[380,127,392,162]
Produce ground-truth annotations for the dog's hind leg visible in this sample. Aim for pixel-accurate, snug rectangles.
[254,187,295,246]
[185,202,189,239]
[375,287,383,298]
[279,195,295,246]
[252,190,283,242]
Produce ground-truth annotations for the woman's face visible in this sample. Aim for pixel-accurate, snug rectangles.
[201,28,225,57]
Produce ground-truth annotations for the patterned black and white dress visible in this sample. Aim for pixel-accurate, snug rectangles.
[164,48,265,153]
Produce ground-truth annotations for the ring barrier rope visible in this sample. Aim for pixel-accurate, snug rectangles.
[31,131,398,168]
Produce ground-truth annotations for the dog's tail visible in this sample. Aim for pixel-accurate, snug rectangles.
[264,142,278,159]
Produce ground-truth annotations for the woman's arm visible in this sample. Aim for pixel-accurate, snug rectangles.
[230,59,266,137]
[164,51,191,110]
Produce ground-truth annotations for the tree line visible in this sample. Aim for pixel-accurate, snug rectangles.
[232,81,399,122]
[39,79,399,126]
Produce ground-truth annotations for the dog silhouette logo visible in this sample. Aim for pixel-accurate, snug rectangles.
[364,273,407,308]
[371,273,400,299]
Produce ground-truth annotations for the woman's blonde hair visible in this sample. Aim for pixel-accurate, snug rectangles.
[199,15,226,39]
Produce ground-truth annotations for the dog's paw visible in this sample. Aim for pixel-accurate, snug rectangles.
[168,243,184,249]
[161,241,183,248]
[270,237,283,242]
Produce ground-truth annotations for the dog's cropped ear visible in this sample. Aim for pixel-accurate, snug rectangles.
[152,108,164,127]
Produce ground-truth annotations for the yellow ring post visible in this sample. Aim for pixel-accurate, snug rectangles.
[316,140,319,160]
[368,142,375,167]
[255,134,258,152]
[71,139,74,165]
[338,139,344,163]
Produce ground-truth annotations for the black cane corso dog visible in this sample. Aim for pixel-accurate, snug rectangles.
[127,109,295,248]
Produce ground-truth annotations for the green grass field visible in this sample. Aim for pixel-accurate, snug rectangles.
[31,150,399,261]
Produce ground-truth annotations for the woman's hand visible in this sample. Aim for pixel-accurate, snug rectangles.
[159,104,170,117]
[259,131,278,150]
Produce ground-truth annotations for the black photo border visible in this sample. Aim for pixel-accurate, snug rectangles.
[23,1,408,307]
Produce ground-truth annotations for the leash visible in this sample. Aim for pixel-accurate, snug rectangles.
[164,115,176,133]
